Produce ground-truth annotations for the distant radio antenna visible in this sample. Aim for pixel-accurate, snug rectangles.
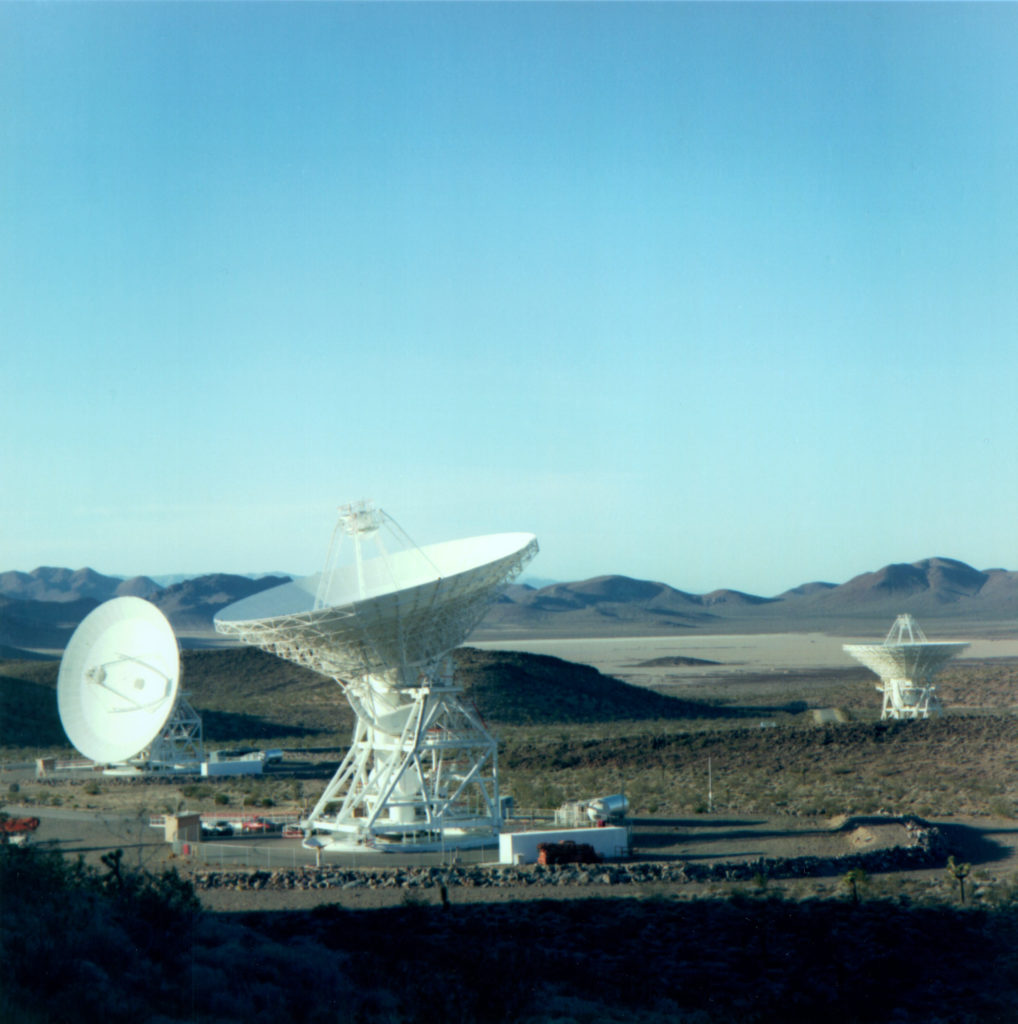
[843,614,968,720]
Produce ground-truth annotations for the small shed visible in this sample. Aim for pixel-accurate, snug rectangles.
[164,813,202,844]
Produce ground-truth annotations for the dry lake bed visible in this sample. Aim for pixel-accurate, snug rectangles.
[470,632,1018,689]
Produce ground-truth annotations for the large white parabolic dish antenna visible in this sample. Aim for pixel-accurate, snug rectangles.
[58,596,180,763]
[215,530,539,678]
[215,502,538,850]
[843,614,968,720]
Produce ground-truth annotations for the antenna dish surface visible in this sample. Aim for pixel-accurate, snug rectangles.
[58,596,180,763]
[840,641,969,680]
[215,531,538,678]
[842,614,968,720]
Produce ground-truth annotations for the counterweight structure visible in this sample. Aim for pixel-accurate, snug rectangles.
[843,615,968,720]
[215,502,538,851]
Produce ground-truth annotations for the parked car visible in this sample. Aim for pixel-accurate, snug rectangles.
[282,824,303,838]
[241,817,279,833]
[201,820,234,838]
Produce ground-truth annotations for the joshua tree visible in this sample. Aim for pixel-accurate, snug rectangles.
[843,866,869,904]
[100,848,125,890]
[947,855,972,904]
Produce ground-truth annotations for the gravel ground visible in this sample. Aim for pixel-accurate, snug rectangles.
[184,813,1018,913]
[12,804,1018,914]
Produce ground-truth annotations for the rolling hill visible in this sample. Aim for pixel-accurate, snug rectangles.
[0,572,290,649]
[149,573,291,631]
[0,557,1014,651]
[0,646,721,751]
[0,566,160,603]
[479,557,1018,636]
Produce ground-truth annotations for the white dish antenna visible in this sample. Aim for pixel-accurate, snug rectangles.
[58,596,181,763]
[843,614,968,720]
[215,500,538,851]
[58,596,204,768]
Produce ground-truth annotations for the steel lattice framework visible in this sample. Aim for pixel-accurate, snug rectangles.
[843,615,968,720]
[146,695,205,769]
[215,503,538,850]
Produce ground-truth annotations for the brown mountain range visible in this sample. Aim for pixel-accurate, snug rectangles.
[0,566,161,603]
[0,556,1014,654]
[0,572,289,651]
[477,557,1017,637]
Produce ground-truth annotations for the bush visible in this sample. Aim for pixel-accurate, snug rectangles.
[0,844,201,1022]
[987,795,1016,819]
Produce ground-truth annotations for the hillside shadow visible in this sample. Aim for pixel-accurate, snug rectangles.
[631,817,830,859]
[712,700,810,718]
[635,816,768,828]
[0,674,65,747]
[199,710,324,743]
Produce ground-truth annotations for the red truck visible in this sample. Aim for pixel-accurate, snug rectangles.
[537,840,602,866]
[1,817,40,846]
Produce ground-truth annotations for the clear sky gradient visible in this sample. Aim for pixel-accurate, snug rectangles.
[3,3,1016,596]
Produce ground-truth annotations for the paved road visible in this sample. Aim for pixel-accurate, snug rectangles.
[7,806,506,872]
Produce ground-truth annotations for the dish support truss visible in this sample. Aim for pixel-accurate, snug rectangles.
[143,696,205,768]
[843,615,968,721]
[306,659,501,847]
[877,674,942,721]
[213,603,512,848]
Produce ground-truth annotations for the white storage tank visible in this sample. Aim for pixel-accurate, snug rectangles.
[586,794,629,822]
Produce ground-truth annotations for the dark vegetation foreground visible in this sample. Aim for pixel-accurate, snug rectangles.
[2,843,1017,1024]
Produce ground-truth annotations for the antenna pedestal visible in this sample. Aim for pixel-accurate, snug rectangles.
[306,660,500,849]
[876,678,942,720]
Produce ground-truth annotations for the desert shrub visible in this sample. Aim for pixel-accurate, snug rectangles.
[0,845,196,1022]
[0,843,357,1024]
[988,795,1016,819]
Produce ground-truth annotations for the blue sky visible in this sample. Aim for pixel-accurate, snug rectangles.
[3,3,1016,596]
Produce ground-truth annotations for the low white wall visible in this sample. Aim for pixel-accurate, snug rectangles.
[201,759,264,777]
[498,826,628,865]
